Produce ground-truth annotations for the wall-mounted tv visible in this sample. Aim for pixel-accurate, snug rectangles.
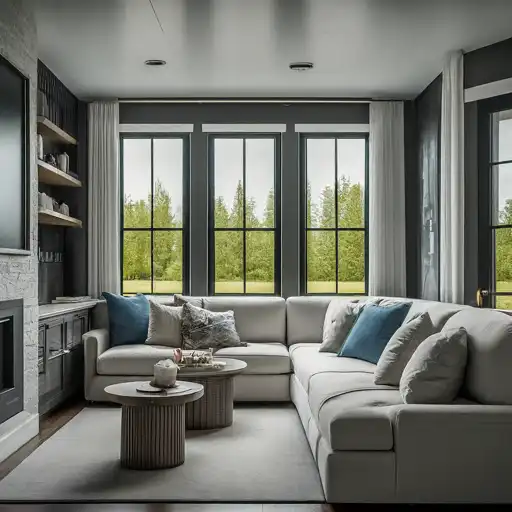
[0,53,29,252]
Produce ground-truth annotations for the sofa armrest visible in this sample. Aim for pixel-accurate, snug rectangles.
[83,328,109,400]
[392,403,512,502]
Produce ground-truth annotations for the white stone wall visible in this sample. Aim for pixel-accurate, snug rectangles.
[0,0,39,456]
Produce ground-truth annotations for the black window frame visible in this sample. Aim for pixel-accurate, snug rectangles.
[299,133,369,296]
[119,133,190,295]
[207,133,282,296]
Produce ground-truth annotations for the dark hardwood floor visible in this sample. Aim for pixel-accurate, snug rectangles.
[0,401,337,511]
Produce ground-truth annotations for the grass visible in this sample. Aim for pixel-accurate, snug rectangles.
[496,282,512,310]
[122,280,365,295]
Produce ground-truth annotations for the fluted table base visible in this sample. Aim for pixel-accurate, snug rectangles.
[120,404,185,469]
[184,376,234,430]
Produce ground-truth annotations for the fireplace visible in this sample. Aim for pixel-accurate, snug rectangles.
[0,300,23,424]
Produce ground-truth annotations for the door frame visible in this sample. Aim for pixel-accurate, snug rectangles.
[477,92,512,308]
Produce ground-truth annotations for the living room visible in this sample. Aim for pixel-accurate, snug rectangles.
[1,0,512,509]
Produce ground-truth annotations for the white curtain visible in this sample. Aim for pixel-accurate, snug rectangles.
[440,51,464,304]
[368,101,406,297]
[87,101,120,298]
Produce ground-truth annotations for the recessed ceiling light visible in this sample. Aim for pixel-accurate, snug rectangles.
[145,59,166,67]
[289,62,314,71]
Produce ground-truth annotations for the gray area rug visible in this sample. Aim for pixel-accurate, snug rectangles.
[0,405,324,502]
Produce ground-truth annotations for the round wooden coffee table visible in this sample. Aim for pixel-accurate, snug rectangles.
[105,380,203,470]
[178,358,247,430]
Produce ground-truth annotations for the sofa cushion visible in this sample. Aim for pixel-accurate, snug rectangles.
[146,301,182,347]
[97,342,289,376]
[203,297,286,343]
[308,372,403,451]
[102,293,149,346]
[400,327,468,404]
[215,343,291,375]
[320,298,360,353]
[289,343,375,392]
[443,309,512,405]
[403,300,466,331]
[340,302,412,364]
[97,344,179,375]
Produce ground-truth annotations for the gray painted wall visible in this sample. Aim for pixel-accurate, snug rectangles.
[0,0,39,460]
[119,103,369,298]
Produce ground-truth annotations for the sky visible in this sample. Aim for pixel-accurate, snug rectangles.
[123,135,366,223]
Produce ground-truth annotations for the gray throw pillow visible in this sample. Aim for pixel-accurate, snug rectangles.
[320,299,360,353]
[181,302,247,350]
[146,300,182,348]
[374,312,434,385]
[173,294,203,308]
[400,327,468,404]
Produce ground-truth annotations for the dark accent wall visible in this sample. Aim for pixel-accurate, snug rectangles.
[464,37,512,89]
[414,74,442,301]
[403,100,419,298]
[463,37,512,305]
[37,62,88,303]
[120,103,369,298]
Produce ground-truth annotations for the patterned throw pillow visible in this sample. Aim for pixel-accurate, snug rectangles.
[181,302,246,350]
[173,294,203,308]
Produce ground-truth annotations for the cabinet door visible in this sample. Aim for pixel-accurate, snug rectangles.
[65,311,89,350]
[39,318,66,414]
[64,345,84,396]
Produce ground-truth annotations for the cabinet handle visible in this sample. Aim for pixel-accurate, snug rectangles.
[48,349,70,361]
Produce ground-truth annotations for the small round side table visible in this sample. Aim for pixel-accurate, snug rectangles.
[105,380,203,470]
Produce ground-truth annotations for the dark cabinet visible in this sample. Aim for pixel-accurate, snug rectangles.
[38,308,90,415]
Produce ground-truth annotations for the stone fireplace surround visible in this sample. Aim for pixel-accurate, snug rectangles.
[0,0,39,462]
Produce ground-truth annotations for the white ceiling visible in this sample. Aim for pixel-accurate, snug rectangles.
[35,0,512,100]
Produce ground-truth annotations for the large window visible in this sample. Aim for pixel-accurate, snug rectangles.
[301,135,368,295]
[490,109,512,309]
[121,135,188,295]
[209,135,280,294]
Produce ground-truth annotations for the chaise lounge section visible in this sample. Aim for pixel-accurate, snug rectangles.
[83,295,512,503]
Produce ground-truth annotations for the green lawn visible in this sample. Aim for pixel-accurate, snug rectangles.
[123,280,365,295]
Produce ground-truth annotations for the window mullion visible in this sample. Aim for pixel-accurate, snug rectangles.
[150,137,154,295]
[335,138,339,294]
[243,138,247,294]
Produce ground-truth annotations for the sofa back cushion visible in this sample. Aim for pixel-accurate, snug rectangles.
[443,308,512,404]
[203,296,286,343]
[286,296,336,344]
[403,300,466,331]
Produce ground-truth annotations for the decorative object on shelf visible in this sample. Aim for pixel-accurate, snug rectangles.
[37,134,44,159]
[37,89,49,118]
[39,250,63,263]
[44,153,58,167]
[38,192,54,211]
[59,202,69,216]
[152,359,179,388]
[57,152,69,173]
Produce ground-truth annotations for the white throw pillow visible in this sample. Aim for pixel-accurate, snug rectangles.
[400,327,468,404]
[319,298,360,353]
[374,312,434,385]
[146,300,182,347]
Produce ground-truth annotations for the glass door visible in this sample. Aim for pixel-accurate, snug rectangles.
[477,94,512,309]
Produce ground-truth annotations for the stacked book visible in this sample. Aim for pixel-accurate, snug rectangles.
[51,296,93,304]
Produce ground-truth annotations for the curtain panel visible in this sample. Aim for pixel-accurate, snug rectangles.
[368,101,407,297]
[440,51,464,304]
[87,101,120,298]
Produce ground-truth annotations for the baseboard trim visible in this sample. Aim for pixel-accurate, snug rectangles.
[0,411,39,463]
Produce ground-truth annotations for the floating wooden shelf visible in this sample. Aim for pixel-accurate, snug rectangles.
[38,209,82,228]
[38,160,81,188]
[37,117,77,145]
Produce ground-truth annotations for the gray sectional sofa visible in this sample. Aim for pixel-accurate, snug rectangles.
[83,295,512,503]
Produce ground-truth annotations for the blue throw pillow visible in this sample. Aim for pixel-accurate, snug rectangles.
[339,302,411,364]
[102,292,149,346]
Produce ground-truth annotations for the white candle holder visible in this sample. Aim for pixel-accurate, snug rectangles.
[152,359,179,388]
